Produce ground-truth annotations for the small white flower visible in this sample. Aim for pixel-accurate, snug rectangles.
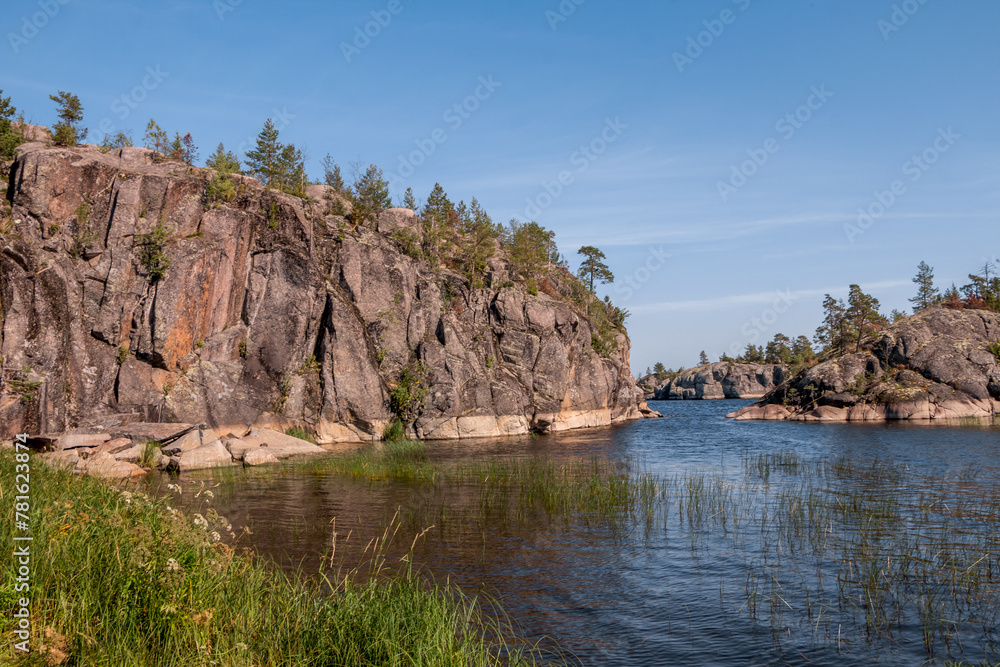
[167,483,181,495]
[165,558,182,572]
[203,490,214,499]
[210,531,221,542]
[121,491,133,504]
[193,513,208,529]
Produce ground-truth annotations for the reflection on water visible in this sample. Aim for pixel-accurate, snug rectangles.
[149,401,1000,666]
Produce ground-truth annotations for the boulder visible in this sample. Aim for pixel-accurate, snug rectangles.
[79,451,147,479]
[168,440,235,472]
[114,443,147,463]
[227,427,324,460]
[13,122,51,143]
[243,448,280,466]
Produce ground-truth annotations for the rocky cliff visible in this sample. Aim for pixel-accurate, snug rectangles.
[729,307,1000,422]
[642,363,786,400]
[0,137,655,441]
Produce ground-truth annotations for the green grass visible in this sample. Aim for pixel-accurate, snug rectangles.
[284,426,317,445]
[0,451,547,666]
[140,440,162,468]
[383,418,406,442]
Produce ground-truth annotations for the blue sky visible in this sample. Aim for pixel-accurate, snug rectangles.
[3,0,998,373]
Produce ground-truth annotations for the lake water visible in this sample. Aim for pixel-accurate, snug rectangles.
[155,400,1000,666]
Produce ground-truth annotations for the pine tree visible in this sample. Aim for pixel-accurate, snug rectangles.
[847,284,886,353]
[168,132,198,165]
[457,197,499,288]
[653,362,667,379]
[504,220,555,288]
[206,143,241,173]
[277,143,306,196]
[909,261,940,313]
[815,294,848,356]
[577,246,614,293]
[402,187,417,211]
[790,336,814,365]
[321,153,345,193]
[764,333,792,364]
[699,350,709,366]
[143,119,170,153]
[351,163,391,226]
[0,90,23,169]
[50,91,86,146]
[245,119,282,188]
[422,183,454,260]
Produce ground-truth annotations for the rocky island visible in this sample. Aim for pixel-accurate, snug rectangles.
[0,127,657,453]
[642,362,787,400]
[728,307,1000,422]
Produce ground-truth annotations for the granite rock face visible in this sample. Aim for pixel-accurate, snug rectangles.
[650,363,786,400]
[728,308,1000,422]
[0,141,653,441]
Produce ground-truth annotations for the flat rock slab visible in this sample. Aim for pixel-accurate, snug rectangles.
[243,448,280,466]
[227,428,325,461]
[109,422,196,443]
[728,405,791,421]
[78,451,147,479]
[59,433,111,451]
[169,440,236,472]
[93,438,136,456]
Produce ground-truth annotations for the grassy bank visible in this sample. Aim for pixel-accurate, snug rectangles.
[0,450,546,666]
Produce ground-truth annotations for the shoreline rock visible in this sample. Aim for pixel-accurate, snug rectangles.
[727,308,1000,423]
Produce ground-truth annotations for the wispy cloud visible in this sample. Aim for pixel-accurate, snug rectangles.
[630,280,912,314]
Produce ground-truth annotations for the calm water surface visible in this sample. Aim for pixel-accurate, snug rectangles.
[155,400,1000,666]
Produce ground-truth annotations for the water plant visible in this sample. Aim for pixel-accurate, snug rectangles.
[0,451,548,666]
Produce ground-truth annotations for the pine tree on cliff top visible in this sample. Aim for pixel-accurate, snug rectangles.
[847,284,886,353]
[245,119,282,188]
[909,261,940,313]
[576,246,614,294]
[0,89,23,167]
[50,91,86,146]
